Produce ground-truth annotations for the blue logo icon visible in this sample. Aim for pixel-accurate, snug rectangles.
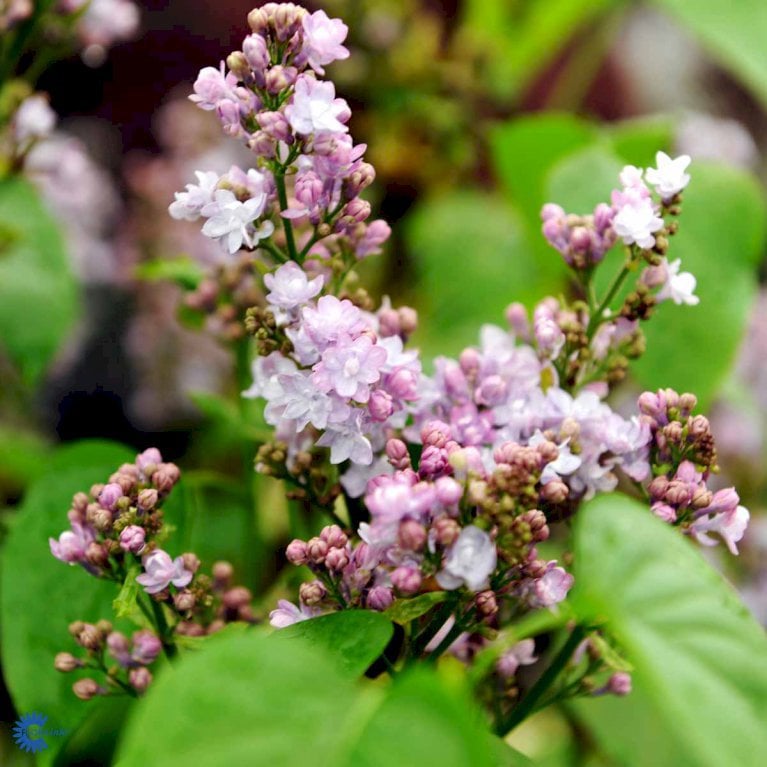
[12,712,50,753]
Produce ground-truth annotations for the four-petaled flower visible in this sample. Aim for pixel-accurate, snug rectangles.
[136,550,193,594]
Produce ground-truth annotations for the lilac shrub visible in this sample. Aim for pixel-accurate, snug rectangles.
[46,2,753,730]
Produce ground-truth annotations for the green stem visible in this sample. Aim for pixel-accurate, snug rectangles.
[427,608,475,662]
[409,597,459,659]
[273,170,298,262]
[495,625,586,736]
[149,599,177,659]
[586,262,631,339]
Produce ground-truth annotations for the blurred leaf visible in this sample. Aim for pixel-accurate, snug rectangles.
[386,591,448,625]
[405,191,556,358]
[545,144,623,212]
[351,667,499,767]
[632,163,765,407]
[605,116,675,167]
[188,391,269,443]
[277,610,393,678]
[116,630,507,767]
[0,440,134,766]
[570,493,767,766]
[0,424,50,493]
[461,0,618,99]
[653,0,767,108]
[0,178,78,385]
[489,114,598,224]
[166,472,263,591]
[134,257,204,290]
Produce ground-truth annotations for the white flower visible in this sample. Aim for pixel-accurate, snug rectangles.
[201,189,272,254]
[168,170,220,221]
[655,258,699,306]
[612,197,664,249]
[437,525,497,592]
[645,151,691,201]
[285,75,349,136]
[316,412,373,465]
[13,95,56,143]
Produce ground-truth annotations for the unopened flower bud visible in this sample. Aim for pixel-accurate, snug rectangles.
[398,520,427,551]
[243,34,269,70]
[390,566,422,595]
[98,483,123,511]
[607,672,632,696]
[181,552,201,574]
[434,517,460,546]
[152,463,180,493]
[212,561,234,586]
[368,389,394,421]
[398,306,418,336]
[265,65,297,93]
[129,667,153,694]
[136,448,162,475]
[299,580,327,606]
[54,652,81,672]
[73,678,101,700]
[320,525,347,549]
[366,586,394,611]
[325,547,350,572]
[77,624,103,651]
[132,630,162,664]
[119,525,146,555]
[137,488,159,512]
[85,541,109,568]
[421,420,451,449]
[541,480,569,504]
[174,589,196,612]
[223,586,252,610]
[226,51,250,80]
[385,438,411,469]
[285,539,309,565]
[476,590,498,617]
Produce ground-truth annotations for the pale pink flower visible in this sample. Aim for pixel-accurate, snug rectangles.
[285,76,349,136]
[300,10,350,75]
[136,550,193,594]
[645,151,691,201]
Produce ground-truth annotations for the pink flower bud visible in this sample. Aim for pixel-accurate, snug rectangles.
[306,537,328,564]
[386,367,418,400]
[285,539,309,565]
[174,589,196,611]
[132,630,162,665]
[320,525,348,549]
[54,652,81,672]
[136,448,162,474]
[129,667,153,694]
[73,678,101,700]
[366,586,394,611]
[435,476,463,506]
[119,525,146,554]
[434,517,460,546]
[137,488,159,511]
[299,580,327,606]
[398,520,427,551]
[390,566,422,595]
[476,590,498,617]
[607,672,632,696]
[369,389,394,421]
[385,439,411,469]
[325,547,349,572]
[98,483,123,511]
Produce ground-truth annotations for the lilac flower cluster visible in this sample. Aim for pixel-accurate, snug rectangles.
[55,621,162,698]
[49,450,258,699]
[49,448,180,573]
[170,3,389,265]
[639,388,750,553]
[543,153,698,304]
[243,260,421,484]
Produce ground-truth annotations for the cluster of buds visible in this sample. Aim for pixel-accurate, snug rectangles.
[542,202,617,269]
[174,560,256,636]
[184,252,264,342]
[49,448,180,576]
[169,4,390,267]
[55,620,161,699]
[639,388,749,553]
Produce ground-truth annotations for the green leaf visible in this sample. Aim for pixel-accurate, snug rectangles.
[165,472,263,590]
[489,114,598,225]
[0,178,78,385]
[277,610,394,678]
[0,440,135,765]
[632,163,765,407]
[115,630,503,767]
[604,116,674,167]
[134,257,204,290]
[569,493,767,767]
[653,0,767,108]
[405,191,558,358]
[385,591,449,625]
[461,0,618,100]
[0,424,50,495]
